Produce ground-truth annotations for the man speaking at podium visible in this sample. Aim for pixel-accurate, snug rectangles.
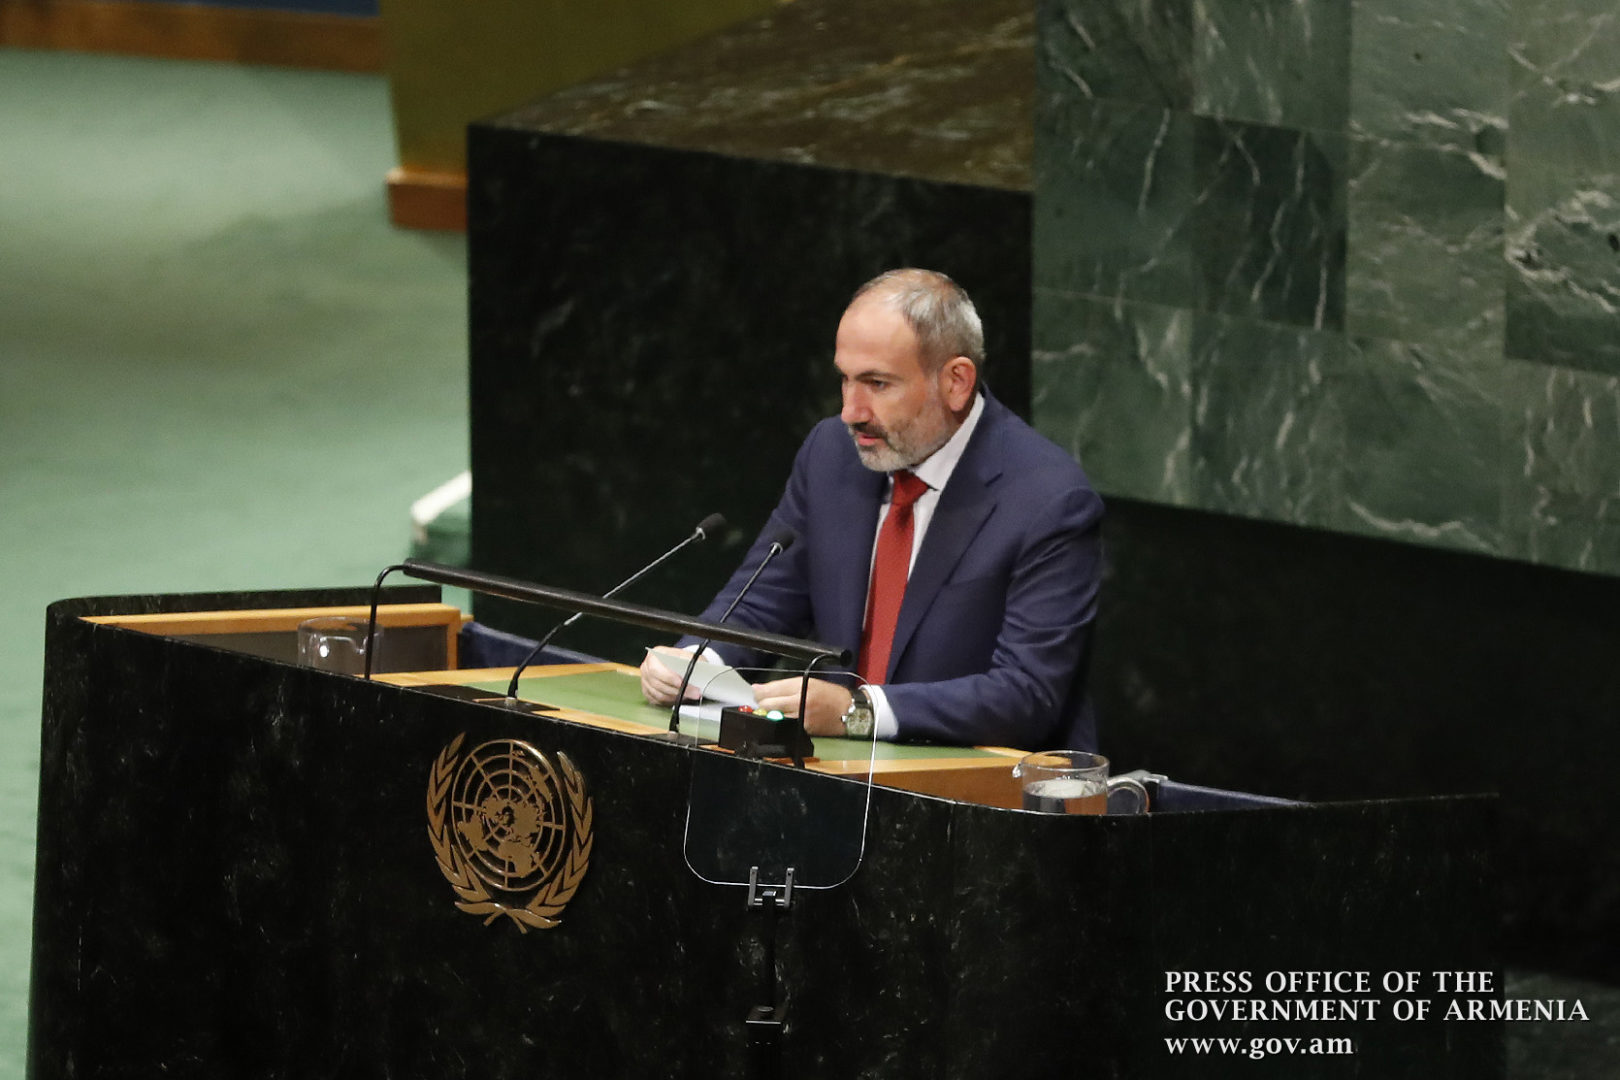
[641,269,1103,750]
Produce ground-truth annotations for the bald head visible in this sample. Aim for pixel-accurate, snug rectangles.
[850,269,985,374]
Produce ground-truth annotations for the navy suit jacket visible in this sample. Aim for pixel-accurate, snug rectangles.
[694,391,1104,750]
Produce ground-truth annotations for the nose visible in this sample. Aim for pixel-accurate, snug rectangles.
[841,383,870,426]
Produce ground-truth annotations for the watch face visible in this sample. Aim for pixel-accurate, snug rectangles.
[844,688,874,738]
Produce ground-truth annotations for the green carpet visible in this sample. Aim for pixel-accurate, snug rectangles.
[0,47,467,1077]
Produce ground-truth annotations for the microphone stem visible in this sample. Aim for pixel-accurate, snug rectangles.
[668,540,785,734]
[362,563,396,681]
[507,528,704,698]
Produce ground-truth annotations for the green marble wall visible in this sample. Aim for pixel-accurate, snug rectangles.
[1033,0,1620,574]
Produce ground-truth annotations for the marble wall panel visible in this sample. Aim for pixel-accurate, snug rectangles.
[1345,138,1505,352]
[1504,172,1620,375]
[1503,2,1620,374]
[1036,0,1620,579]
[1338,339,1509,553]
[1190,120,1346,327]
[1034,98,1196,308]
[1035,0,1194,109]
[1035,102,1347,325]
[1191,0,1350,130]
[1503,361,1620,573]
[1348,0,1509,152]
[1032,289,1197,503]
[1187,313,1347,524]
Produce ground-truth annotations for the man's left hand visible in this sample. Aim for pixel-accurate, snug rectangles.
[751,677,853,736]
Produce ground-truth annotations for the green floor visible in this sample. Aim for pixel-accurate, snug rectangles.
[0,48,468,1075]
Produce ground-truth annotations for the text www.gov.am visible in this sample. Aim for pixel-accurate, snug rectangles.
[1165,1036,1354,1060]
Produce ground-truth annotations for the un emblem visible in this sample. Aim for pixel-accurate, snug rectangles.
[427,734,594,931]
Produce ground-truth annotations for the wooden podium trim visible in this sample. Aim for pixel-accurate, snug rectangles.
[814,751,1025,808]
[0,0,384,72]
[85,602,465,667]
[387,165,467,232]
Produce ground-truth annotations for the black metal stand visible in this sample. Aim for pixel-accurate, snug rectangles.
[744,867,794,1080]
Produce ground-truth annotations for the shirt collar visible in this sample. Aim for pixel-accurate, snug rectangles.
[904,392,984,494]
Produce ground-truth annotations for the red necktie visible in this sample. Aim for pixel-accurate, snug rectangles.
[857,470,929,685]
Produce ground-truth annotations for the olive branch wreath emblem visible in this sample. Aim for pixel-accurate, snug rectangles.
[427,734,594,932]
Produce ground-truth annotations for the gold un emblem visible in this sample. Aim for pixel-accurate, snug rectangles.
[427,734,594,931]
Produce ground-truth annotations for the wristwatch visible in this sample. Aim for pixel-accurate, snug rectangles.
[840,686,875,739]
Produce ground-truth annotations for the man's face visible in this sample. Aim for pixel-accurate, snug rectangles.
[835,294,956,473]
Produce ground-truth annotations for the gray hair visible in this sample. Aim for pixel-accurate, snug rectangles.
[851,268,985,371]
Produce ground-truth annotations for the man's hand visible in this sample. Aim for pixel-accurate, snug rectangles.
[640,646,702,706]
[751,677,853,736]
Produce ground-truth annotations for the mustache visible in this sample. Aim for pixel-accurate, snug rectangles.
[848,421,888,440]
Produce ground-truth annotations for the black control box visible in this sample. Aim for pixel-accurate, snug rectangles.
[717,705,814,764]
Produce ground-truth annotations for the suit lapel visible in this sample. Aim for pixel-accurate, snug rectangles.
[886,399,1005,679]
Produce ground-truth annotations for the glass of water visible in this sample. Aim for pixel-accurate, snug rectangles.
[296,616,380,675]
[1012,750,1147,815]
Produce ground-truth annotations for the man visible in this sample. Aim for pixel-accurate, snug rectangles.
[641,269,1103,750]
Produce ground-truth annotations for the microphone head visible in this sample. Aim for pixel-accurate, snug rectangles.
[694,513,727,540]
[767,527,799,553]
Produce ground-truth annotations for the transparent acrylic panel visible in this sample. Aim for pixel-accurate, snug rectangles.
[682,667,877,890]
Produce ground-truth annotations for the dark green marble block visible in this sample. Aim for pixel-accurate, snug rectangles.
[1034,0,1620,576]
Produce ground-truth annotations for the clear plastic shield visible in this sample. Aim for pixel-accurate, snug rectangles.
[681,667,877,890]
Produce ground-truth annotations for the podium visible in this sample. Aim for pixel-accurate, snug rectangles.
[30,587,1501,1078]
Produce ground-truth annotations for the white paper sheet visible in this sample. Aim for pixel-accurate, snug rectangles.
[647,649,755,707]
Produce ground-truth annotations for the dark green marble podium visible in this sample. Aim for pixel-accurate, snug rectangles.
[30,588,1501,1078]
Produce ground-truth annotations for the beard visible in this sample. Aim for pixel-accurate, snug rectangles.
[847,401,954,473]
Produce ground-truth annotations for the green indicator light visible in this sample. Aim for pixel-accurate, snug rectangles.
[767,710,784,721]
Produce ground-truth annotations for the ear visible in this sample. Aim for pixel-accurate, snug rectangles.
[939,357,977,413]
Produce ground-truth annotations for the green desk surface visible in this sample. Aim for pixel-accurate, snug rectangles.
[469,669,1001,763]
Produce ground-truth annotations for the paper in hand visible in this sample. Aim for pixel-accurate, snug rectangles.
[648,649,755,707]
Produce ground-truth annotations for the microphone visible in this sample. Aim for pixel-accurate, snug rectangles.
[668,527,798,734]
[505,513,726,698]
